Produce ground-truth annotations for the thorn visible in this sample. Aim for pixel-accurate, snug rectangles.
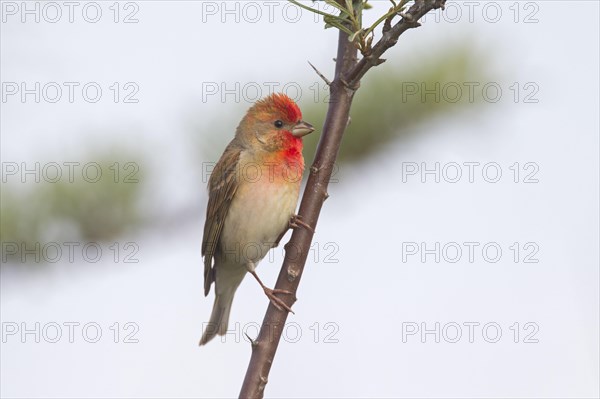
[346,116,352,127]
[244,332,258,348]
[324,192,330,201]
[363,55,385,67]
[308,61,331,86]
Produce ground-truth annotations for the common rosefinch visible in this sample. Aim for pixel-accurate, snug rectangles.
[199,93,314,345]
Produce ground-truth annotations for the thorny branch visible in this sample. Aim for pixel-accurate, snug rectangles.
[238,1,446,398]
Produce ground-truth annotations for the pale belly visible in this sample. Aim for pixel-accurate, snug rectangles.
[220,176,300,268]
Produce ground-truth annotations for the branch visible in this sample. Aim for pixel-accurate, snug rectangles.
[239,29,357,399]
[239,1,446,397]
[308,61,332,86]
[345,0,447,87]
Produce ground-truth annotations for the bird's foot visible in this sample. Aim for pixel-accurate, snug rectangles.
[262,287,295,314]
[289,214,314,234]
[250,270,295,313]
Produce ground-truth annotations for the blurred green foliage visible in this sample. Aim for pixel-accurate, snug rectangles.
[1,153,143,264]
[194,44,489,167]
[301,45,488,163]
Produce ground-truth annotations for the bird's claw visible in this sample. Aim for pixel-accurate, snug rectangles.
[263,287,295,314]
[289,214,314,234]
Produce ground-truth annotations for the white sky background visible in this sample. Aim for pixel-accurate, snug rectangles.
[1,1,599,398]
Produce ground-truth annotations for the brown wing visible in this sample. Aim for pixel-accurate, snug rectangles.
[202,142,242,296]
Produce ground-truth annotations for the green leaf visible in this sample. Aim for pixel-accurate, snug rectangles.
[344,0,354,15]
[324,0,350,14]
[287,0,334,18]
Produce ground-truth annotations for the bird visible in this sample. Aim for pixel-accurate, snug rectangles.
[199,93,315,345]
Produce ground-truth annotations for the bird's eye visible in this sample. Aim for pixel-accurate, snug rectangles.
[274,120,284,128]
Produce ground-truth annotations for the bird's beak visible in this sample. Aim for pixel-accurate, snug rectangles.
[292,121,315,137]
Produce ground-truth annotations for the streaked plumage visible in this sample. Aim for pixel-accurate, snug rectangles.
[200,93,314,345]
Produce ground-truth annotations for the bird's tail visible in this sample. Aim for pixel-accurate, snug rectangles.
[199,289,235,345]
